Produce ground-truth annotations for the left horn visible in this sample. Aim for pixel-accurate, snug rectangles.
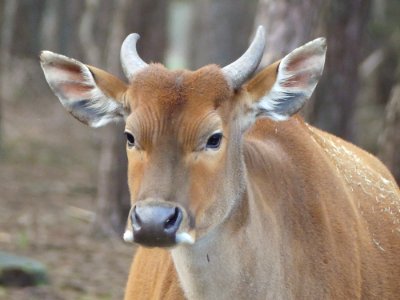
[120,33,148,81]
[222,26,266,90]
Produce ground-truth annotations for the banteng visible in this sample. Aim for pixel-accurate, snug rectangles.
[41,26,400,299]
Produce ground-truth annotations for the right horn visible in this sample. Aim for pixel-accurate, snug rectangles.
[120,33,148,81]
[222,26,266,90]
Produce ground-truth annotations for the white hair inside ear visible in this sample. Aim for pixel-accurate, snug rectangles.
[40,51,126,127]
[256,37,327,121]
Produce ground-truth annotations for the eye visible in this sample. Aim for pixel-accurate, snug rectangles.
[206,132,223,150]
[125,132,135,148]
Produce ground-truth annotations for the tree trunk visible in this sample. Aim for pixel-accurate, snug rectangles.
[189,0,258,69]
[124,0,168,63]
[352,0,400,152]
[378,83,400,183]
[254,0,371,141]
[40,0,60,53]
[254,0,325,67]
[40,0,85,57]
[91,0,130,237]
[253,0,326,119]
[91,0,168,237]
[311,0,371,141]
[0,0,18,152]
[10,0,45,58]
[78,0,103,66]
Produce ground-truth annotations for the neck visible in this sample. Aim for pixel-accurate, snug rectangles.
[170,124,287,299]
[171,188,286,299]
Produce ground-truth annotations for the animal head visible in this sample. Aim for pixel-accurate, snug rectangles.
[40,26,326,247]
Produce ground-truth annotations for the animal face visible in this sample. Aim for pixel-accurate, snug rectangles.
[123,64,241,246]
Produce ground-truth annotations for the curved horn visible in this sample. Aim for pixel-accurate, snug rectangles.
[222,26,266,90]
[120,33,148,81]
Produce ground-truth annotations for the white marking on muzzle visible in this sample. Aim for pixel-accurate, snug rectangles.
[176,232,195,245]
[123,230,134,243]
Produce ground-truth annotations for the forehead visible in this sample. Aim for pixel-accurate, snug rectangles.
[127,64,232,116]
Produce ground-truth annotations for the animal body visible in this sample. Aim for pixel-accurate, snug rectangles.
[41,26,400,299]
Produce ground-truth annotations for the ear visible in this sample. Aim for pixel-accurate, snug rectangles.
[40,51,128,127]
[245,37,326,121]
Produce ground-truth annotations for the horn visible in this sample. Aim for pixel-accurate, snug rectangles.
[120,33,148,81]
[222,26,266,90]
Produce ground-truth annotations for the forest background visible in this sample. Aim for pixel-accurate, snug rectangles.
[0,0,399,299]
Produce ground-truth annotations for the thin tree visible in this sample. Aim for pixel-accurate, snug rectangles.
[253,0,326,119]
[189,0,258,68]
[311,0,372,141]
[378,83,400,183]
[254,0,372,141]
[254,0,325,67]
[78,0,168,236]
[76,0,129,237]
[0,0,18,152]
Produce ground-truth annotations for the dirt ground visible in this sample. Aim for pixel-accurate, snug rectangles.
[0,64,135,300]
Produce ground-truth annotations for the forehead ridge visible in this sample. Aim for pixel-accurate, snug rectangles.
[129,64,231,109]
[126,64,232,143]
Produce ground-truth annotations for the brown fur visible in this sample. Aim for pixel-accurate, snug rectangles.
[87,66,128,101]
[124,248,183,300]
[245,61,280,101]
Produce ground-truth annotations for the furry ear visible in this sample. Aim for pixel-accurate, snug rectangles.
[40,51,128,127]
[246,38,326,121]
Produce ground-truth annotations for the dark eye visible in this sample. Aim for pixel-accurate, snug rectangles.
[125,132,135,147]
[206,132,223,149]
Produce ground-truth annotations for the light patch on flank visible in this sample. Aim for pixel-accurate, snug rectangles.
[306,124,400,250]
[123,230,133,243]
[372,237,385,252]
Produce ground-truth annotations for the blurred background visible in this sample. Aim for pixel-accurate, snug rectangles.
[0,0,399,299]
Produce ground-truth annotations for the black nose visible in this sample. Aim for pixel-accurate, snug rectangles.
[131,204,183,247]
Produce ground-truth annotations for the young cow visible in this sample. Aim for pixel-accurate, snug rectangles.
[41,26,400,299]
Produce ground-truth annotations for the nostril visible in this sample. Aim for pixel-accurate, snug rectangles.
[132,206,142,230]
[164,207,181,230]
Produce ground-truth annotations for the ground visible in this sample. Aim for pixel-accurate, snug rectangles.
[0,65,135,300]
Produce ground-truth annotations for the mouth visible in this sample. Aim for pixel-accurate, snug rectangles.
[123,229,195,246]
